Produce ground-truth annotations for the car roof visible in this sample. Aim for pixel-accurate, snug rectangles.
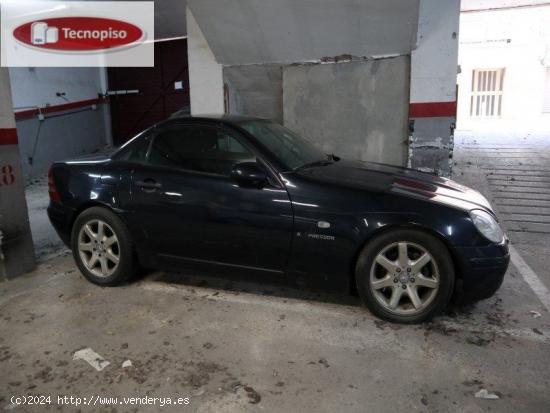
[167,114,270,126]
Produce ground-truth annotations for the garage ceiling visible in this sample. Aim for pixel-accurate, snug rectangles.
[27,0,420,63]
[188,0,420,65]
[461,0,550,11]
[150,0,187,39]
[27,0,187,40]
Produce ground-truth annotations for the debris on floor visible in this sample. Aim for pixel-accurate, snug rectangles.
[529,311,542,319]
[420,394,429,406]
[122,359,132,368]
[193,388,205,397]
[462,379,483,387]
[244,386,261,404]
[474,388,500,400]
[226,381,242,393]
[73,348,110,371]
[466,334,493,347]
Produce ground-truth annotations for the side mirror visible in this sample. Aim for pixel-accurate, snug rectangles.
[230,162,267,187]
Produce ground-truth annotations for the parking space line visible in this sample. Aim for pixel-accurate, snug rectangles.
[139,281,359,319]
[510,244,550,313]
[439,321,549,344]
[139,280,550,344]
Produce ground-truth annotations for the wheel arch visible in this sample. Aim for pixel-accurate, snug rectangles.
[349,223,461,294]
[69,202,123,242]
[68,201,153,269]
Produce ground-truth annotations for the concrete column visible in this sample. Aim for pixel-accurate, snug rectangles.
[0,68,36,279]
[186,7,224,115]
[408,0,460,177]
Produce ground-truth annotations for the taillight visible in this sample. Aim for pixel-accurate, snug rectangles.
[48,167,61,202]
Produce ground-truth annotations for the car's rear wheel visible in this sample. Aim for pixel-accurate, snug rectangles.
[71,207,135,286]
[355,229,454,323]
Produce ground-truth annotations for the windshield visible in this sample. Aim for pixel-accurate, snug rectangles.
[239,120,327,170]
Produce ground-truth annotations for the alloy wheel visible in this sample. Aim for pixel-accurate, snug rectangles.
[369,241,440,315]
[77,219,120,278]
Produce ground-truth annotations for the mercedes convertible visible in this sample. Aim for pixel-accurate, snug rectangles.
[47,116,509,323]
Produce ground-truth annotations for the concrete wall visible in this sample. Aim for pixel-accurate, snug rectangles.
[187,8,224,115]
[223,65,283,123]
[9,67,110,180]
[283,58,410,166]
[187,1,461,176]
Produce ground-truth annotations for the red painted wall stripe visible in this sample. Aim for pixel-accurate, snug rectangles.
[0,128,19,145]
[14,97,107,121]
[409,101,457,118]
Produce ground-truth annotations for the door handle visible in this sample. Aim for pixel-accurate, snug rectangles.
[135,179,162,192]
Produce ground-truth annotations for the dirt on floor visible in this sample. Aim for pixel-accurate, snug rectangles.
[0,246,549,412]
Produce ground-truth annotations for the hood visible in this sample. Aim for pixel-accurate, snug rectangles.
[294,159,493,213]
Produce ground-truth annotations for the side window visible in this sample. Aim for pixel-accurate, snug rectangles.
[148,125,256,176]
[113,132,151,163]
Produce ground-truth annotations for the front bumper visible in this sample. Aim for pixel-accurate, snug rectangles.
[452,239,510,304]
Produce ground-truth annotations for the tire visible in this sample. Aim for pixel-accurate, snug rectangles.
[71,206,135,286]
[355,229,455,324]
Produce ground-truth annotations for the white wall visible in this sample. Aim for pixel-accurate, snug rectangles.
[457,5,550,128]
[462,0,550,11]
[9,67,104,110]
[187,8,224,115]
[9,67,111,179]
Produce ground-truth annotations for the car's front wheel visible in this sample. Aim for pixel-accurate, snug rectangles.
[71,207,135,286]
[355,229,455,323]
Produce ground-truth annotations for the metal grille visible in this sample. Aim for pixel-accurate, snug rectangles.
[470,68,505,118]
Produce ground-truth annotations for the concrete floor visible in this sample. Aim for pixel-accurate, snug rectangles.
[1,139,550,412]
[454,128,550,293]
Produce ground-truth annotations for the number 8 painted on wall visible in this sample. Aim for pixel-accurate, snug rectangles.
[1,164,15,186]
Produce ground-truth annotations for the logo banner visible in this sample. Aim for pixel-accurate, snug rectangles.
[1,1,154,67]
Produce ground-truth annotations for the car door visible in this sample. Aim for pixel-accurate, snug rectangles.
[128,122,294,272]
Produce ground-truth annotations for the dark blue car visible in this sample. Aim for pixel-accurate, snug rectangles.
[47,116,509,323]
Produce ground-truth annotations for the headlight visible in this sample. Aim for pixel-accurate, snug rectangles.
[470,209,504,243]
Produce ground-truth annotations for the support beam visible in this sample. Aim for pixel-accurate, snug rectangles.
[0,68,36,279]
[408,0,460,177]
[187,7,224,115]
